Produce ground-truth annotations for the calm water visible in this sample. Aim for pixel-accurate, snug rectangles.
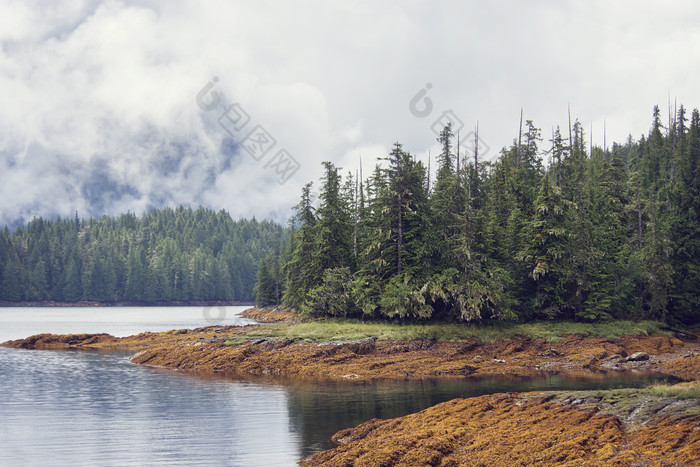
[0,307,675,466]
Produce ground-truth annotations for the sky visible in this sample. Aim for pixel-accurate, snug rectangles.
[1,0,699,228]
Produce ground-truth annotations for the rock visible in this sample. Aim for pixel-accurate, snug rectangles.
[626,352,650,362]
[248,337,271,345]
[129,350,147,361]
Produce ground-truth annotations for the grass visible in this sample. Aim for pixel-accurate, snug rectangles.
[223,335,248,346]
[236,318,668,344]
[647,381,700,400]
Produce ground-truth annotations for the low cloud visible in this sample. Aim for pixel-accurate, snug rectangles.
[1,0,699,227]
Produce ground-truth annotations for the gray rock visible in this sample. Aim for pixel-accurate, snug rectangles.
[626,351,650,362]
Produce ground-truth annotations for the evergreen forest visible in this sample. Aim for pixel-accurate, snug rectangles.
[0,207,283,303]
[1,106,697,325]
[256,105,699,325]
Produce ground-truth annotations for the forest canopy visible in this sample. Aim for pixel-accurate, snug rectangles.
[0,206,284,303]
[256,105,699,325]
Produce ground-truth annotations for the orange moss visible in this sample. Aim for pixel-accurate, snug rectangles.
[240,307,300,323]
[123,332,700,382]
[300,393,700,466]
[5,329,698,382]
[0,325,254,352]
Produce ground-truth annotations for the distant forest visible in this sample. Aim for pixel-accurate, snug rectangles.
[255,105,698,325]
[0,207,283,303]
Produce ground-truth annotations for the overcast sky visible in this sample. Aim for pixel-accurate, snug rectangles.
[1,0,699,227]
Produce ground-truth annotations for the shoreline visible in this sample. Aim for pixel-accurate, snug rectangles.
[2,311,698,465]
[299,387,700,466]
[2,317,698,382]
[0,300,255,308]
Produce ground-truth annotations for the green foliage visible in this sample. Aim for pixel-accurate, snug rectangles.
[283,183,320,310]
[422,268,514,322]
[278,105,700,325]
[380,274,431,319]
[303,267,356,317]
[5,104,698,326]
[254,253,279,308]
[0,207,284,303]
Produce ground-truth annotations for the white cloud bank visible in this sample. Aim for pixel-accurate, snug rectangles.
[1,0,699,227]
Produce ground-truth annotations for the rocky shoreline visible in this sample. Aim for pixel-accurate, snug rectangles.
[2,313,698,465]
[300,389,700,466]
[4,325,697,381]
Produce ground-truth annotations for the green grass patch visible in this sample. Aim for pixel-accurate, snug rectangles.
[224,336,248,346]
[647,381,700,400]
[238,319,668,344]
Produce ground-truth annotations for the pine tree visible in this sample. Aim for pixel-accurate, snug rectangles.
[62,250,82,301]
[666,108,700,323]
[254,254,279,307]
[429,124,465,272]
[0,250,23,301]
[314,161,353,272]
[125,245,148,301]
[283,183,319,310]
[521,175,569,318]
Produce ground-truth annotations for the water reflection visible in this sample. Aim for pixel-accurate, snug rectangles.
[282,372,679,457]
[0,346,679,465]
[0,347,300,466]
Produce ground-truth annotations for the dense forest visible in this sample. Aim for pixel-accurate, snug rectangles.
[256,105,699,325]
[0,207,284,303]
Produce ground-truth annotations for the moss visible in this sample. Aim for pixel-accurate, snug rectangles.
[300,391,700,466]
[5,327,698,382]
[240,307,300,323]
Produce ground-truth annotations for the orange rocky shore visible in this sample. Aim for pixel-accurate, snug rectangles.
[2,312,699,466]
[300,389,700,466]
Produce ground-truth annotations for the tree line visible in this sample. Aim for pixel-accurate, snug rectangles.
[256,105,699,324]
[0,206,284,303]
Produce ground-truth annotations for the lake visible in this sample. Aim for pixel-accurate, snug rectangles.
[0,306,675,466]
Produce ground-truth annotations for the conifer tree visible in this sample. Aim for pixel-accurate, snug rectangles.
[283,183,318,310]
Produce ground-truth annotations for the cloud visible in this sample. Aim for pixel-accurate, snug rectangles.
[1,0,699,228]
